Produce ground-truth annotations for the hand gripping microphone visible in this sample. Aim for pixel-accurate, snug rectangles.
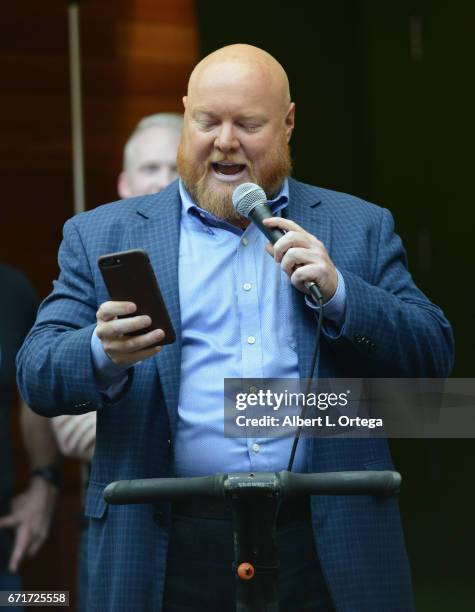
[232,182,323,303]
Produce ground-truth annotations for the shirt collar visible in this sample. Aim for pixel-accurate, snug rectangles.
[179,178,289,234]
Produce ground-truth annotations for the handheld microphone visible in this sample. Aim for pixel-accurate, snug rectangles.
[232,183,323,303]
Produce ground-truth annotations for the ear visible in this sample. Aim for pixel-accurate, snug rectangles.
[182,95,188,110]
[285,102,295,142]
[117,172,132,199]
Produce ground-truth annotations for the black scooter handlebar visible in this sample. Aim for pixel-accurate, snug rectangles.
[104,473,226,505]
[277,470,400,496]
[104,470,400,505]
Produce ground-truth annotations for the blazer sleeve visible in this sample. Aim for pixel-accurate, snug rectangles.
[323,207,454,377]
[16,217,133,416]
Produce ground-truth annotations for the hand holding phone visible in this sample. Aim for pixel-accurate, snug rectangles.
[95,300,165,365]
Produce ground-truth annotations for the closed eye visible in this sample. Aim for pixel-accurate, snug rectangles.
[195,119,218,131]
[237,123,261,133]
[140,163,160,174]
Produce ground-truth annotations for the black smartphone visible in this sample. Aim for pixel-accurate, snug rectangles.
[98,249,176,346]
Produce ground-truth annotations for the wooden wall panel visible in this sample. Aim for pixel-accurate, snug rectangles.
[0,0,197,296]
[1,1,198,607]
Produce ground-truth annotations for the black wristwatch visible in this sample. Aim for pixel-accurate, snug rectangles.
[31,465,62,488]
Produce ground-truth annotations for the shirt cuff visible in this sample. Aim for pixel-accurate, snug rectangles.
[91,329,130,390]
[304,268,346,328]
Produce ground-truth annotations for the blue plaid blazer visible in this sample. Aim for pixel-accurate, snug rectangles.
[17,178,453,611]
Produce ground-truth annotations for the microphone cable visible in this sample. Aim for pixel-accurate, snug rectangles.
[287,292,324,472]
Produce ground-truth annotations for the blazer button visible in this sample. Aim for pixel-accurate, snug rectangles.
[354,335,362,343]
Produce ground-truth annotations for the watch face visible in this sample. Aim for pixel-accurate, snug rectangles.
[31,466,62,487]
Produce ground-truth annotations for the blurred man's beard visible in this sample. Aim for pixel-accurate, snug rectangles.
[177,135,292,222]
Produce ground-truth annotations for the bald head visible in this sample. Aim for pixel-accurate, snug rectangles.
[187,44,291,114]
[177,44,294,225]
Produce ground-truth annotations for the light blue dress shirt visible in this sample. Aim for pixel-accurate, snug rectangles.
[91,179,346,476]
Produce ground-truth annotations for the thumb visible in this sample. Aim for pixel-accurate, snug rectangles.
[265,243,274,256]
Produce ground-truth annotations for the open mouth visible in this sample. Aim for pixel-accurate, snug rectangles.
[211,162,247,180]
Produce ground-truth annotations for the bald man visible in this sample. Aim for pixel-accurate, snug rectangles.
[17,45,453,611]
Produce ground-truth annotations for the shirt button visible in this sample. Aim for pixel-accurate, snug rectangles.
[251,443,260,453]
[247,336,256,345]
[243,283,252,291]
[241,238,248,246]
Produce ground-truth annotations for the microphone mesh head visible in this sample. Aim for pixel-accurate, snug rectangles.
[232,183,267,218]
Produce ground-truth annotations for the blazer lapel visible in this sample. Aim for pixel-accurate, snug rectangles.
[126,184,182,436]
[285,178,332,379]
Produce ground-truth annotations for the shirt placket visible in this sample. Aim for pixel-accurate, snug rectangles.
[235,227,267,470]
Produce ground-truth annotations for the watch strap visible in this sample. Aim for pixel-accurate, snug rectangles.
[31,465,62,488]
